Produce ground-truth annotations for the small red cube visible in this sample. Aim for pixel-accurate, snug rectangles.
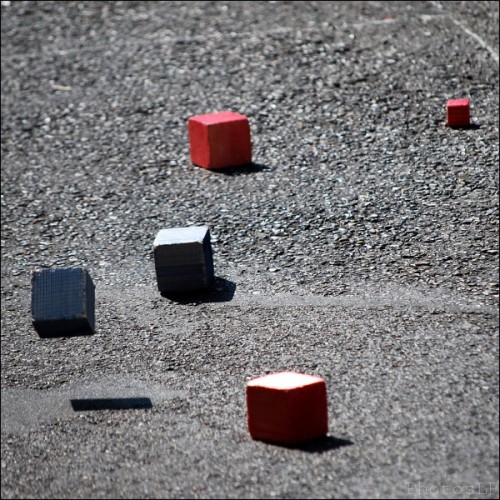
[446,98,470,127]
[246,371,329,445]
[188,111,252,169]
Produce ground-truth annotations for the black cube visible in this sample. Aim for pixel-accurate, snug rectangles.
[31,267,95,338]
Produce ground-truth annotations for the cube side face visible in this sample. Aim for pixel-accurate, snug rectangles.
[446,100,470,127]
[84,272,96,334]
[207,118,251,169]
[247,386,294,443]
[155,263,211,292]
[31,268,95,337]
[154,242,208,266]
[32,268,85,321]
[247,380,328,444]
[202,230,215,285]
[288,382,328,442]
[188,118,211,168]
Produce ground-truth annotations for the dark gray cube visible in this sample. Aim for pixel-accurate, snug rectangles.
[153,226,214,293]
[31,267,95,338]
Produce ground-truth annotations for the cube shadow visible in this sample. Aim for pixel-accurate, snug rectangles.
[160,277,236,304]
[211,162,272,176]
[280,435,354,454]
[70,397,153,411]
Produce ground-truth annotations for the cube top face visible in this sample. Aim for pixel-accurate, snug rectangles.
[189,111,248,126]
[188,111,252,169]
[31,267,90,321]
[247,371,325,391]
[153,226,210,248]
[447,98,470,109]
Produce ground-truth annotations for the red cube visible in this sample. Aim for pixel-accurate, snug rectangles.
[188,111,252,169]
[446,98,470,127]
[246,371,329,444]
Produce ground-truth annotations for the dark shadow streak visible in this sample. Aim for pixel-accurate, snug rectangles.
[278,436,354,454]
[71,397,153,411]
[212,162,271,176]
[449,123,480,130]
[161,277,236,304]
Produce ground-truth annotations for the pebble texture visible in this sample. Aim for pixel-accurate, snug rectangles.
[1,1,498,499]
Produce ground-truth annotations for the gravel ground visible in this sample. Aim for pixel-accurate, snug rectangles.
[1,1,499,499]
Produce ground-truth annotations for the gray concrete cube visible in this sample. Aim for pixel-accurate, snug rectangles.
[153,226,214,293]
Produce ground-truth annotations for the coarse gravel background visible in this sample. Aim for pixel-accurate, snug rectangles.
[1,1,499,499]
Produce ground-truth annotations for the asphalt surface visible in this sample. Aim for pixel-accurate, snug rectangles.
[1,1,499,498]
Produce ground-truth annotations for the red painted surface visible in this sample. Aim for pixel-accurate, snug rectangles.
[246,372,329,444]
[446,99,470,127]
[188,111,252,169]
